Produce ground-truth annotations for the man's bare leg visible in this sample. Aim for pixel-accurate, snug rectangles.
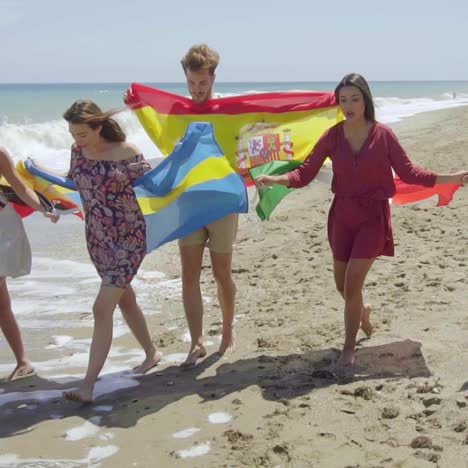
[210,250,236,354]
[180,244,207,367]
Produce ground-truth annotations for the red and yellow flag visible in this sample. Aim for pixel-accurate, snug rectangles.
[126,83,343,184]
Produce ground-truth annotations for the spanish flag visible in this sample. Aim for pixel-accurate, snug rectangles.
[125,83,343,185]
[127,84,463,220]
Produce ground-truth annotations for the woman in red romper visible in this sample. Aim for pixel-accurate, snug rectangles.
[255,73,467,367]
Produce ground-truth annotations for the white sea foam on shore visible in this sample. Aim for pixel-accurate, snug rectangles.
[208,412,233,424]
[0,445,119,467]
[173,427,201,439]
[175,442,211,459]
[64,416,102,441]
[0,371,141,408]
[0,251,186,380]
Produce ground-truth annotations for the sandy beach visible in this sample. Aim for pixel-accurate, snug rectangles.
[0,105,467,467]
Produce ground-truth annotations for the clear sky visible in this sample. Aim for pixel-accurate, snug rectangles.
[1,0,467,83]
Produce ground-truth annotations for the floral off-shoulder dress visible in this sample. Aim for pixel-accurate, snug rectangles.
[69,146,151,288]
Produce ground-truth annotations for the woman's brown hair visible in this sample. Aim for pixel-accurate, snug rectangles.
[63,100,126,142]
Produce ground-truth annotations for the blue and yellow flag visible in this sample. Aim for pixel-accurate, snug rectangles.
[22,122,248,252]
[134,122,248,251]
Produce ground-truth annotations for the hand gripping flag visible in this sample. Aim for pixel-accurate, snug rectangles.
[14,161,83,218]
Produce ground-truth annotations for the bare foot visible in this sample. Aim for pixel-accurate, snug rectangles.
[180,345,206,369]
[218,326,236,355]
[7,362,36,381]
[337,348,355,367]
[360,304,373,337]
[133,351,162,375]
[63,383,94,403]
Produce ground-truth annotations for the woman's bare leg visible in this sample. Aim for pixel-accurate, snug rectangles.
[0,278,34,380]
[338,258,375,366]
[333,259,373,339]
[64,285,124,403]
[119,285,160,373]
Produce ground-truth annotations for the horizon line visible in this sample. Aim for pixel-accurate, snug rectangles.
[1,79,468,86]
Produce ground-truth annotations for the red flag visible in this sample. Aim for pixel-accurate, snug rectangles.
[11,203,35,218]
[393,176,461,206]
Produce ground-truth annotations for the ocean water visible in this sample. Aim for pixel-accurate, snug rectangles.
[1,80,468,171]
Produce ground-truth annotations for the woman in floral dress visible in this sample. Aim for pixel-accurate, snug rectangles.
[55,100,159,403]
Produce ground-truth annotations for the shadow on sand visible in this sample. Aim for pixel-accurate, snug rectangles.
[0,339,430,438]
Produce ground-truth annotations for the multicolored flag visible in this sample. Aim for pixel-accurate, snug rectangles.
[22,122,248,252]
[16,161,83,218]
[134,122,248,252]
[125,83,343,185]
[249,161,462,220]
[127,84,463,220]
[248,161,334,220]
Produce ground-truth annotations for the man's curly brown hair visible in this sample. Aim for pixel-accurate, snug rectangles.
[181,44,220,75]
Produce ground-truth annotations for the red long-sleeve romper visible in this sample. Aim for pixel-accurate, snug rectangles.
[287,122,437,261]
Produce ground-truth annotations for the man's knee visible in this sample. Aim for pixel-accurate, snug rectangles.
[212,267,234,288]
[181,270,202,289]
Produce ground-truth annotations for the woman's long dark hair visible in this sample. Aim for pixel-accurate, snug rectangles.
[334,73,376,122]
[63,100,126,142]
